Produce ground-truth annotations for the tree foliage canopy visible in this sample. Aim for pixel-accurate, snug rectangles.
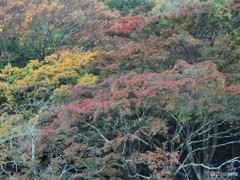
[0,0,240,179]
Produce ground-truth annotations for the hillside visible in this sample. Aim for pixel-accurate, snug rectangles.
[0,0,239,179]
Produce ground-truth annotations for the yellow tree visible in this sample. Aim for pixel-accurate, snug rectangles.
[0,51,100,178]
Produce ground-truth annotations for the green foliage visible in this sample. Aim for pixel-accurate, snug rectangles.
[151,0,228,14]
[144,0,240,82]
[151,0,192,13]
[103,0,151,14]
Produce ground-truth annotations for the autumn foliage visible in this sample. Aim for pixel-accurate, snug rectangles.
[0,0,116,66]
[0,0,240,179]
[35,60,239,179]
[0,51,99,114]
[109,16,143,36]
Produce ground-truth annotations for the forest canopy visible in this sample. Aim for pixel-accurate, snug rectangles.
[0,0,239,179]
